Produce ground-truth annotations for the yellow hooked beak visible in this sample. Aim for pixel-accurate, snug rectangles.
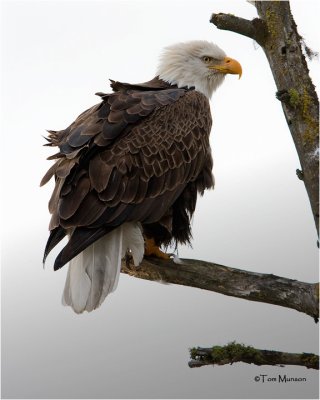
[209,56,242,79]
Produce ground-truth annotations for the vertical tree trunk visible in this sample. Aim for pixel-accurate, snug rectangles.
[255,1,319,236]
[211,1,319,237]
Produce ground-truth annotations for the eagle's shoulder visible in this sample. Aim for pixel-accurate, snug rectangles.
[108,76,175,92]
[41,81,212,188]
[44,78,189,153]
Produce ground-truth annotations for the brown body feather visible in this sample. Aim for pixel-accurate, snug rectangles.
[42,77,214,270]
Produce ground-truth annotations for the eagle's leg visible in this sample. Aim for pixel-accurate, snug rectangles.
[144,238,170,260]
[125,251,134,269]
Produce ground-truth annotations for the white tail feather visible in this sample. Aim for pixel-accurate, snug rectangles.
[121,222,145,266]
[62,222,144,313]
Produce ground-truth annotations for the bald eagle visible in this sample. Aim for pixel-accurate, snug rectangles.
[41,40,242,313]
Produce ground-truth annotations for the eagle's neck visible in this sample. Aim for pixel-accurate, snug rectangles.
[157,68,224,99]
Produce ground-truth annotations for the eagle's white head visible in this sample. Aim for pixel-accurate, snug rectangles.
[157,40,242,98]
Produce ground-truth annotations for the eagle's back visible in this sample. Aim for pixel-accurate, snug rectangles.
[42,78,214,270]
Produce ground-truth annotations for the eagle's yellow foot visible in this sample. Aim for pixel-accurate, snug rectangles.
[144,238,170,260]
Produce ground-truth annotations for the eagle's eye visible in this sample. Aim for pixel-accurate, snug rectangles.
[202,56,212,64]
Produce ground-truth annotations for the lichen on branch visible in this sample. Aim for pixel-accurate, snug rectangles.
[189,341,319,369]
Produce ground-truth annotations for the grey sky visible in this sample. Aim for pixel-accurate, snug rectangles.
[1,0,319,398]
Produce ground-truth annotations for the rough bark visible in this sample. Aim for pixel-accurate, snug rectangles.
[210,13,268,45]
[189,342,319,370]
[211,1,319,237]
[121,257,319,321]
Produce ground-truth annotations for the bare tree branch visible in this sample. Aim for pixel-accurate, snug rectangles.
[211,1,319,237]
[210,14,268,45]
[121,257,319,321]
[189,342,319,370]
